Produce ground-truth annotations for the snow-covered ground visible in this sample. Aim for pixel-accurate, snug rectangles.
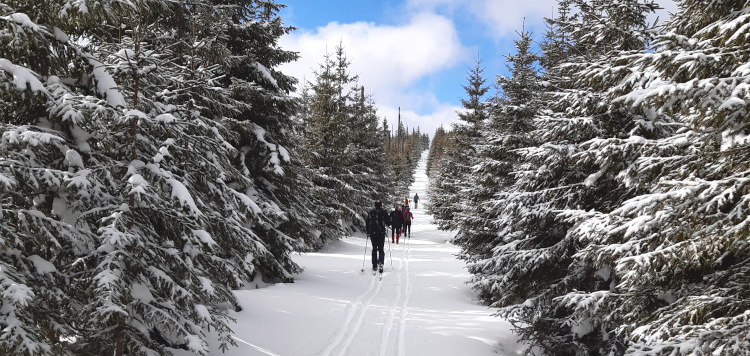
[182,151,524,355]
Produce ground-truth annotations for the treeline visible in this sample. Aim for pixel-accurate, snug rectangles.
[428,1,750,355]
[0,1,422,355]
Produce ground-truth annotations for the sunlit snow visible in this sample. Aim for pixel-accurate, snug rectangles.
[173,151,525,356]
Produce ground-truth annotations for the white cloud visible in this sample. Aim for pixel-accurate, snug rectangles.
[471,0,558,37]
[279,12,469,137]
[278,0,679,139]
[405,0,677,39]
[404,0,556,38]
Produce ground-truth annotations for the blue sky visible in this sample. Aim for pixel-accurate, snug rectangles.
[278,0,677,138]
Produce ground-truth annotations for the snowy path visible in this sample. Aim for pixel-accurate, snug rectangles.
[179,151,524,356]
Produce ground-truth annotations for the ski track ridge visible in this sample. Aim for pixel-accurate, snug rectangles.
[318,272,380,356]
[378,235,408,356]
[396,233,412,356]
[324,151,426,356]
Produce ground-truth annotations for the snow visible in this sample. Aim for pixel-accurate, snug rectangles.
[52,27,69,43]
[27,255,56,274]
[131,281,155,303]
[0,58,46,92]
[195,304,212,322]
[2,283,34,306]
[87,56,125,108]
[253,62,278,88]
[64,148,84,168]
[721,129,750,151]
[172,152,525,356]
[571,318,594,339]
[191,230,216,246]
[8,13,39,31]
[584,171,603,187]
[155,113,178,123]
[127,174,149,198]
[166,179,202,216]
[253,126,286,174]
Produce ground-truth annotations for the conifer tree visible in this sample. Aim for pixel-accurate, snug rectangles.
[469,1,660,354]
[0,1,108,353]
[558,1,750,354]
[428,57,488,230]
[217,0,313,273]
[456,30,541,277]
[300,43,393,245]
[426,125,450,177]
[1,0,308,354]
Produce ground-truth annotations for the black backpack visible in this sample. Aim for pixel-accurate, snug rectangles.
[367,208,384,235]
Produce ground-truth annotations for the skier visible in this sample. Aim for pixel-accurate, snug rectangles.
[390,204,404,244]
[404,196,410,207]
[403,206,413,238]
[365,200,389,274]
[413,193,419,209]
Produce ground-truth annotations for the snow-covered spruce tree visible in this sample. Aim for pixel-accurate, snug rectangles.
[427,58,488,231]
[214,0,313,273]
[70,1,266,354]
[300,43,391,245]
[451,56,497,259]
[0,1,114,353]
[426,125,449,177]
[539,0,575,84]
[2,0,307,354]
[457,30,541,287]
[350,88,393,217]
[559,1,750,355]
[473,1,662,354]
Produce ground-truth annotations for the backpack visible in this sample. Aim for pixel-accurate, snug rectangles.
[367,208,384,235]
[404,211,411,223]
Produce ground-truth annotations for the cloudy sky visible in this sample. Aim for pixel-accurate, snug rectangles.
[278,0,677,138]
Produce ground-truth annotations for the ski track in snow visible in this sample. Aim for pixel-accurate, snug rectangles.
[396,236,412,356]
[318,273,381,356]
[322,237,412,356]
[322,159,426,356]
[171,150,524,356]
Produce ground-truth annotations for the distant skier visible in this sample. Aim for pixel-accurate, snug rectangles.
[390,204,404,244]
[413,193,419,209]
[404,196,410,207]
[365,200,389,273]
[403,206,413,238]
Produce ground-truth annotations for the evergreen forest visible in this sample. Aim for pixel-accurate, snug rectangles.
[0,1,425,354]
[3,0,750,355]
[428,0,750,355]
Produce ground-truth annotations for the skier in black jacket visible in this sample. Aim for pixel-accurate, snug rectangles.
[365,200,390,273]
[389,204,404,244]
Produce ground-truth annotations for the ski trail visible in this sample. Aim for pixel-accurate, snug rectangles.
[318,274,380,356]
[393,151,423,356]
[378,238,407,355]
[333,278,383,356]
[396,235,413,356]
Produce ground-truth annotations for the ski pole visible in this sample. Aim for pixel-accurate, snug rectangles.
[387,231,393,270]
[361,235,369,273]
